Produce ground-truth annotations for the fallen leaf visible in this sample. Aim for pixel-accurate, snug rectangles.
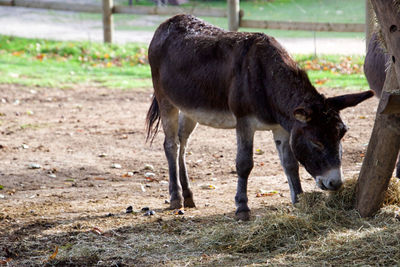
[91,227,103,235]
[12,51,22,56]
[201,184,216,190]
[256,190,279,197]
[36,54,44,61]
[174,209,185,215]
[7,189,15,195]
[315,78,329,85]
[144,172,155,178]
[255,149,264,155]
[122,172,134,178]
[48,246,58,260]
[0,258,12,264]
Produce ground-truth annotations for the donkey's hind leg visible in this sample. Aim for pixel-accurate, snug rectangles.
[159,101,182,209]
[178,113,197,208]
[235,118,255,221]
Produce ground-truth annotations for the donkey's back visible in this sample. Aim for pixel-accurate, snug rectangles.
[148,14,292,129]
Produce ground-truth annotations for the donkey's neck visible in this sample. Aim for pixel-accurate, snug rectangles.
[269,79,323,132]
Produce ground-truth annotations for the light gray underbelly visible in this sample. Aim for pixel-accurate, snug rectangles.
[180,109,278,131]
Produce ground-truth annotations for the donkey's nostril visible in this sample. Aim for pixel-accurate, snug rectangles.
[326,180,342,191]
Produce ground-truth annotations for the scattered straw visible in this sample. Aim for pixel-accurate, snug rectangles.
[384,177,400,206]
[198,176,400,265]
[7,177,400,266]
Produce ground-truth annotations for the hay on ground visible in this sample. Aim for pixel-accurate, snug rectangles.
[199,176,400,265]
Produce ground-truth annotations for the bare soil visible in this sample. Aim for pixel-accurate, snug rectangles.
[0,84,377,265]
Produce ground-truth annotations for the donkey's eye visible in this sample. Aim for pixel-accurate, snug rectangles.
[310,140,324,150]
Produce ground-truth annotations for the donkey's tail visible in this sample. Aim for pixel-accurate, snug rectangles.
[146,95,161,143]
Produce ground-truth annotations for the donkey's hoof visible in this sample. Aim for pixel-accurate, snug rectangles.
[236,211,251,221]
[169,199,183,210]
[184,198,196,208]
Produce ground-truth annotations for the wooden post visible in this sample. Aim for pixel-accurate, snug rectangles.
[356,66,400,217]
[371,0,400,86]
[102,0,114,43]
[227,0,239,31]
[365,0,374,51]
[356,0,400,218]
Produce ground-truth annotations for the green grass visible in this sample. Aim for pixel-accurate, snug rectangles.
[0,35,151,89]
[0,35,368,90]
[294,54,368,90]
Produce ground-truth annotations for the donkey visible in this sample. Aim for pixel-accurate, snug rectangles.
[364,32,400,178]
[146,15,374,220]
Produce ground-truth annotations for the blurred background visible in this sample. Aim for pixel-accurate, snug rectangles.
[0,0,370,90]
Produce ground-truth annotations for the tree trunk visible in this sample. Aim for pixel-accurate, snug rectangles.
[371,0,400,83]
[356,66,400,217]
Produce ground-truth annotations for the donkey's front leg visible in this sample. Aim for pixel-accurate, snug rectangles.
[272,127,303,204]
[235,118,255,221]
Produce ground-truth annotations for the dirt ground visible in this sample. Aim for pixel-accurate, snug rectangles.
[0,84,378,265]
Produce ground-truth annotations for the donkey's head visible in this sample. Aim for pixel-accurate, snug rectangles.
[289,90,374,191]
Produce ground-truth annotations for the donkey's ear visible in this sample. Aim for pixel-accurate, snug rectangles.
[326,90,374,111]
[293,107,312,123]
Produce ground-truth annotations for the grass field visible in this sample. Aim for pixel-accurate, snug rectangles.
[0,36,151,89]
[0,35,367,90]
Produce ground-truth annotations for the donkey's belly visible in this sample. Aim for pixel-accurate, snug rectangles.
[182,109,237,129]
[181,109,278,131]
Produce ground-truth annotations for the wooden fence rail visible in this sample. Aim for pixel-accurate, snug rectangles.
[0,0,101,12]
[0,0,226,17]
[114,5,226,17]
[240,20,365,33]
[0,0,368,44]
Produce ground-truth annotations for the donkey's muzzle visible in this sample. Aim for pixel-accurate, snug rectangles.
[316,168,343,191]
